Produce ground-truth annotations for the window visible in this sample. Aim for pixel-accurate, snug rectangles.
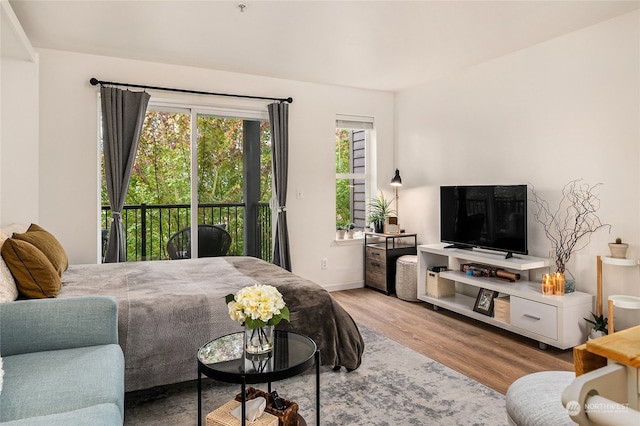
[100,100,272,261]
[335,115,374,233]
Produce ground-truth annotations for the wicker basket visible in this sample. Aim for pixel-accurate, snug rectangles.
[206,400,278,426]
[235,387,299,426]
[426,270,455,298]
[493,296,510,324]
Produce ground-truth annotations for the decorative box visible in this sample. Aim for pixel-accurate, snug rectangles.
[426,270,455,298]
[493,296,510,324]
[206,400,278,426]
[235,387,299,426]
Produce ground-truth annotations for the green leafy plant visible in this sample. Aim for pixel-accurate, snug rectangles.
[336,222,349,231]
[367,194,396,225]
[584,312,608,333]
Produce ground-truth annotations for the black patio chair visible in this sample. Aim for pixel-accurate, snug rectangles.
[166,224,232,259]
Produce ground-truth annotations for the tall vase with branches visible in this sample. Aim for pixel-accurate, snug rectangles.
[530,179,611,275]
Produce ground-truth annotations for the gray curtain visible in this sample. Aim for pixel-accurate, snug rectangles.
[268,102,291,271]
[101,87,151,263]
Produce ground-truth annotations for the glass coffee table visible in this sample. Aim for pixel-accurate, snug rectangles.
[197,330,320,426]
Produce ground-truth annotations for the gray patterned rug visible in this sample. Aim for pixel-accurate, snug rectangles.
[124,326,506,425]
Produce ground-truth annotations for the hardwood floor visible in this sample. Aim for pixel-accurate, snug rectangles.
[331,287,575,395]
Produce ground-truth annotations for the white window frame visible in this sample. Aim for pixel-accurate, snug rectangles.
[335,114,375,239]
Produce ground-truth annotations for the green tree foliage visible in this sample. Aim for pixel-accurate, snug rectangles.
[101,110,272,261]
[259,122,272,202]
[336,129,351,226]
[197,115,243,203]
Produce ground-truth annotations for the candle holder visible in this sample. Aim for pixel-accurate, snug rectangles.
[542,273,555,295]
[554,272,565,296]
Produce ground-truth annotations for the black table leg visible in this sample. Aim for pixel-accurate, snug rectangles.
[197,366,202,426]
[241,375,246,426]
[315,350,320,426]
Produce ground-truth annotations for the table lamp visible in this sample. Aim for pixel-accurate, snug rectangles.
[390,169,402,218]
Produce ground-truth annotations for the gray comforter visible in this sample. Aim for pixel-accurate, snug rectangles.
[59,256,364,391]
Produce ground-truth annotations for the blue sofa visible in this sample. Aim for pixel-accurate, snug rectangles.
[0,296,124,425]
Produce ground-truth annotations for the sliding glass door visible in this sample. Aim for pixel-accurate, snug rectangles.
[101,106,272,261]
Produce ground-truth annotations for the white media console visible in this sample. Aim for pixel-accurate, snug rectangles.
[416,243,593,350]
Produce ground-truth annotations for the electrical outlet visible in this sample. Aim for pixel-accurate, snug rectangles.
[321,258,328,269]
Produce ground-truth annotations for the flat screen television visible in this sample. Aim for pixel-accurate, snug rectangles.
[440,185,528,257]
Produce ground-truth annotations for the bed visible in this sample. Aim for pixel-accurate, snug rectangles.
[58,256,364,392]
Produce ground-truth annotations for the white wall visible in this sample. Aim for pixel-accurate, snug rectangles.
[0,58,39,226]
[35,49,394,290]
[396,11,640,326]
[1,0,39,226]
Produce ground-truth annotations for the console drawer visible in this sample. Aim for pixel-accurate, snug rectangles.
[510,297,558,340]
[365,247,386,291]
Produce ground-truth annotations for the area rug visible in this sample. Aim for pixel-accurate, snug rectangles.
[124,325,506,425]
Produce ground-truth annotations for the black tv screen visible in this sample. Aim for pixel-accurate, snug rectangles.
[440,185,528,256]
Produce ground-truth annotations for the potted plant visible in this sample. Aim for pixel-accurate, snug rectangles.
[346,223,356,239]
[336,222,348,239]
[584,312,608,339]
[367,194,395,233]
[608,237,629,259]
[530,179,611,283]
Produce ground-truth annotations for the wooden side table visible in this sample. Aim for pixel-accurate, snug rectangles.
[564,326,640,425]
[586,325,640,369]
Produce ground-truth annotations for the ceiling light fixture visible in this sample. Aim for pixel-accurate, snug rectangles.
[238,3,247,12]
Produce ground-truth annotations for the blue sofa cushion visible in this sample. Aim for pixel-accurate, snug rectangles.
[0,297,119,356]
[0,403,121,426]
[0,344,124,423]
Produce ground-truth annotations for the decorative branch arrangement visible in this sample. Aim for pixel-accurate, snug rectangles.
[530,179,611,273]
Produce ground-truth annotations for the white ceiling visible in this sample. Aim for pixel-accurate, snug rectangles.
[8,0,640,92]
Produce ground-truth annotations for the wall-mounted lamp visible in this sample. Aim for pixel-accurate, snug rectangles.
[390,169,402,220]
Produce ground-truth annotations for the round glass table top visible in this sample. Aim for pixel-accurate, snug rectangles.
[197,330,317,384]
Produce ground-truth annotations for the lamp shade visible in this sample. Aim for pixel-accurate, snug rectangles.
[390,169,402,186]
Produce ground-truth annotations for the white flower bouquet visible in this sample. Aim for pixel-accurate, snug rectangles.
[225,284,290,330]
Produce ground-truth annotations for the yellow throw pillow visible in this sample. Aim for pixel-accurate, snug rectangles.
[12,224,68,277]
[1,238,61,298]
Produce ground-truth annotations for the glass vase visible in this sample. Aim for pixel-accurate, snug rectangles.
[245,325,274,354]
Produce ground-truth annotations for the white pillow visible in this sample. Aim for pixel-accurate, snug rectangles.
[0,224,26,302]
[0,223,28,236]
[0,231,19,303]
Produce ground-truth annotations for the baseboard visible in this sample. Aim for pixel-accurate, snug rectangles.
[325,281,364,292]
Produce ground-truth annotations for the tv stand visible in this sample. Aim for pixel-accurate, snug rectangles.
[416,243,593,350]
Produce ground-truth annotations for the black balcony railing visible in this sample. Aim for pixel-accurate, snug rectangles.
[101,203,272,262]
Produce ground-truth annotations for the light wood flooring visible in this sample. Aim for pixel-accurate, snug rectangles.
[331,287,575,395]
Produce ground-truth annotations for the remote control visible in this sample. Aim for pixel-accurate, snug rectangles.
[270,391,286,411]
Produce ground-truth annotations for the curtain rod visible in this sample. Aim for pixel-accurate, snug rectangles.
[89,78,293,104]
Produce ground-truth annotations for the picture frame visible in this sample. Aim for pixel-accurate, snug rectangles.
[384,216,400,234]
[473,288,500,316]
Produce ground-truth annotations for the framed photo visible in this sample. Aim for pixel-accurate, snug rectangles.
[473,288,500,316]
[384,216,400,234]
